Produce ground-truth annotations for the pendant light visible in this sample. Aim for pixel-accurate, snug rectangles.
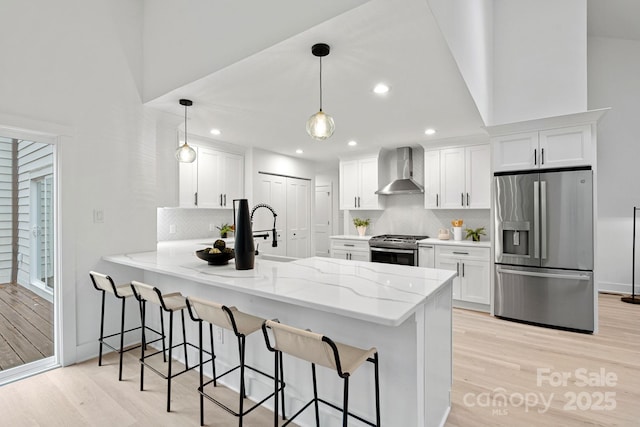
[306,43,335,140]
[175,99,197,163]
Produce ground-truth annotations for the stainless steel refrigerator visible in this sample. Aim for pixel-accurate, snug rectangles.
[494,167,595,332]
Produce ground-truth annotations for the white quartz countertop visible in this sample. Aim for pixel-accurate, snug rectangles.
[418,237,491,248]
[104,242,455,327]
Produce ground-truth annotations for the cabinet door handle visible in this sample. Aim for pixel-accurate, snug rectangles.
[436,194,439,207]
[344,244,355,247]
[358,196,361,208]
[453,251,469,255]
[461,193,464,207]
[541,148,545,165]
[467,193,470,206]
[456,262,460,276]
[354,197,357,208]
[194,192,198,206]
[534,148,537,165]
[462,263,465,277]
[220,194,223,207]
[224,194,227,206]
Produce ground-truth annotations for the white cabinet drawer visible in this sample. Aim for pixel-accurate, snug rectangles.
[436,245,490,261]
[331,239,369,251]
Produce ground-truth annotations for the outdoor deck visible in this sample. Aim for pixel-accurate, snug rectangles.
[0,283,53,370]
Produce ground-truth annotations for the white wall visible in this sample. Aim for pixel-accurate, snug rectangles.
[588,36,640,293]
[0,0,163,365]
[492,0,588,124]
[427,0,493,125]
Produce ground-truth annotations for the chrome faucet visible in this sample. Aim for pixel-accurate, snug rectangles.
[250,203,278,247]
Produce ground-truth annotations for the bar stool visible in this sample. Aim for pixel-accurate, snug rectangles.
[131,280,206,412]
[89,271,164,381]
[262,320,380,427]
[186,296,286,427]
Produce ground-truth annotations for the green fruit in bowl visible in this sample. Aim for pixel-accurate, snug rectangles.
[213,239,226,250]
[208,247,221,254]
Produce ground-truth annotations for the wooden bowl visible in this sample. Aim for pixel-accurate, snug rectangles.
[195,249,235,266]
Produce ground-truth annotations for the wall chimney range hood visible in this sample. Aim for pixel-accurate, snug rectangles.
[376,147,424,195]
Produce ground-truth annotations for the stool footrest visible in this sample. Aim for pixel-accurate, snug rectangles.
[200,363,285,419]
[140,342,212,380]
[99,325,164,354]
[282,397,376,427]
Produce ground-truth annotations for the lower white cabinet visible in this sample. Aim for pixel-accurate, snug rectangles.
[330,238,370,261]
[435,244,490,310]
[418,245,435,268]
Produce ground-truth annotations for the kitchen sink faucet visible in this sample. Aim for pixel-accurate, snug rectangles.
[250,203,278,248]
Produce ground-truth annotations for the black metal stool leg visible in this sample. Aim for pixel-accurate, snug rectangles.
[239,336,246,427]
[280,352,286,420]
[118,297,126,381]
[273,351,279,427]
[198,320,204,427]
[181,309,188,369]
[160,306,167,362]
[374,353,381,427]
[167,310,174,412]
[140,300,146,391]
[210,323,216,387]
[312,363,320,427]
[342,377,349,427]
[98,291,106,366]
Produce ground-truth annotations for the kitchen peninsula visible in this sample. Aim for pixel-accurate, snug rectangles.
[104,242,455,427]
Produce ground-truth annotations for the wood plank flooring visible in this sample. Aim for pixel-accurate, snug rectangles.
[0,283,53,370]
[0,293,638,426]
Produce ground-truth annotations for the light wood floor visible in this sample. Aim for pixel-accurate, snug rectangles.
[0,294,638,426]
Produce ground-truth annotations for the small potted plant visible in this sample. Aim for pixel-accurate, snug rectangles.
[353,217,371,237]
[217,223,234,238]
[465,226,486,242]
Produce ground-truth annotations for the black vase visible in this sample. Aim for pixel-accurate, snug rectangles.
[233,199,255,270]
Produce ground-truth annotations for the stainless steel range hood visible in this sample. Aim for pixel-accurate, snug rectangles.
[376,147,424,195]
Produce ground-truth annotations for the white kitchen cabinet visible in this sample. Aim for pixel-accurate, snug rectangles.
[424,144,490,209]
[435,244,490,310]
[339,156,381,210]
[492,125,592,172]
[330,237,370,261]
[418,244,435,268]
[179,145,244,209]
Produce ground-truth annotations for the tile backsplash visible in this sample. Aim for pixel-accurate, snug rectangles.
[157,208,234,241]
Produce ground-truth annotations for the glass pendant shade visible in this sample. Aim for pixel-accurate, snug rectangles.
[306,110,335,140]
[176,98,196,163]
[175,143,196,163]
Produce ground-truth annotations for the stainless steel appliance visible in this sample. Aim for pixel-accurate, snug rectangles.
[369,234,428,266]
[494,167,594,332]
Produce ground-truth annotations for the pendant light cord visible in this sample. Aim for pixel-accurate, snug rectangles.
[184,104,188,144]
[319,56,323,112]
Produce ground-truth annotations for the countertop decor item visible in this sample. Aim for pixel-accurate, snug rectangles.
[195,248,235,265]
[175,99,197,163]
[622,206,640,304]
[438,229,450,240]
[353,217,370,236]
[465,227,486,242]
[216,223,234,238]
[306,43,335,140]
[233,199,255,270]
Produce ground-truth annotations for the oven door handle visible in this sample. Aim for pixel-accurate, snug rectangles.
[370,247,416,254]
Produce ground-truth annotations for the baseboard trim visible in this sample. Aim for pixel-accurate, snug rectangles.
[598,281,634,295]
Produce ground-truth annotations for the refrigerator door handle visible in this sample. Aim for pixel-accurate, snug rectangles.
[533,181,540,259]
[541,180,547,260]
[497,267,591,281]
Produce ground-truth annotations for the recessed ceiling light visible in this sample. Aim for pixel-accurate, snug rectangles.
[348,140,357,146]
[373,83,390,94]
[424,128,437,135]
[210,128,221,136]
[295,149,303,154]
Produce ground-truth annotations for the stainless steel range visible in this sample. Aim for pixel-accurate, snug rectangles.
[369,234,429,266]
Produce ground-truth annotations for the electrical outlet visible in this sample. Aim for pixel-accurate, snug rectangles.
[169,224,176,234]
[209,223,215,232]
[93,209,104,223]
[216,327,224,344]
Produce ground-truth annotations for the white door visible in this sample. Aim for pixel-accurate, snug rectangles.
[314,184,332,257]
[287,178,310,258]
[255,174,286,256]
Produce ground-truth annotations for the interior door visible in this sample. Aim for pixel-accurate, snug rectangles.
[255,174,286,256]
[286,178,310,258]
[314,184,331,257]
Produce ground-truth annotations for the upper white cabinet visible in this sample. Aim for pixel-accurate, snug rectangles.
[492,125,592,172]
[339,156,381,210]
[424,144,490,209]
[179,145,244,209]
